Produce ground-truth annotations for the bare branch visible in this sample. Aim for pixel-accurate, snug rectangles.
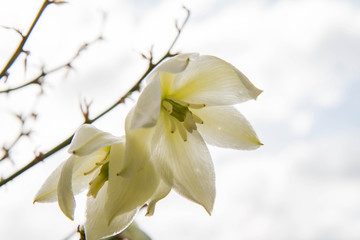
[0,7,190,188]
[0,0,54,81]
[0,147,11,163]
[0,113,35,163]
[166,6,190,54]
[0,35,103,94]
[80,99,93,124]
[0,26,24,38]
[52,0,68,5]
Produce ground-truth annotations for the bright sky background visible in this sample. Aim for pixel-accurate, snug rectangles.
[1,0,360,239]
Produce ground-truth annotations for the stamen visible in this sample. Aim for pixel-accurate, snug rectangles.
[84,160,109,175]
[95,158,109,166]
[87,175,106,198]
[164,110,177,133]
[175,120,187,141]
[188,103,206,109]
[83,165,99,176]
[87,162,109,198]
[167,96,189,107]
[88,178,95,186]
[183,112,197,133]
[83,152,110,175]
[192,113,204,124]
[162,100,173,113]
[168,116,176,133]
[162,96,207,141]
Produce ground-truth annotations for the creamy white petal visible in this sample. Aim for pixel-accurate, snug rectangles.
[34,162,65,203]
[146,180,171,216]
[68,124,101,152]
[151,111,215,214]
[130,77,161,130]
[106,143,159,223]
[193,106,262,150]
[85,182,137,240]
[149,53,198,77]
[120,222,151,240]
[120,109,153,177]
[120,128,152,177]
[170,55,262,106]
[230,65,263,100]
[68,124,122,156]
[57,155,76,220]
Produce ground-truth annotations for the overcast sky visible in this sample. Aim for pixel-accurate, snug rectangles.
[1,0,360,239]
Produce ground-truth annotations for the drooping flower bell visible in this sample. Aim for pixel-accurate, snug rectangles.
[34,124,165,240]
[120,53,262,214]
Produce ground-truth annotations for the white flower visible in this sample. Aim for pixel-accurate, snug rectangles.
[119,53,263,214]
[34,124,164,240]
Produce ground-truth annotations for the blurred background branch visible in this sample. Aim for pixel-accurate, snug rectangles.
[0,0,55,81]
[0,35,103,94]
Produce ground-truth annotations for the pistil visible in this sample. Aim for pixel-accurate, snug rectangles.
[162,97,205,141]
[83,152,110,176]
[82,150,110,198]
[87,162,109,198]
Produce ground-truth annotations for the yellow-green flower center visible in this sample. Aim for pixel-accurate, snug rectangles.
[162,97,205,141]
[84,151,110,198]
[87,162,109,198]
[163,99,188,122]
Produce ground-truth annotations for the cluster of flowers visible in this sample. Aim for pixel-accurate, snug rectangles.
[34,53,262,240]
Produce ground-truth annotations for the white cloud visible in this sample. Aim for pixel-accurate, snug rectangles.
[179,0,360,125]
[289,111,315,136]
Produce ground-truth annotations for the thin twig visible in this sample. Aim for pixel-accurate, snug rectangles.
[0,113,34,163]
[80,99,93,124]
[0,8,190,187]
[0,0,54,81]
[0,35,103,94]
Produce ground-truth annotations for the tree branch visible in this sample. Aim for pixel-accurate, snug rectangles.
[0,113,33,163]
[0,7,190,187]
[0,35,103,94]
[0,0,55,81]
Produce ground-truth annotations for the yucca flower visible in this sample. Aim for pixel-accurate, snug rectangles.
[120,53,262,214]
[34,124,164,240]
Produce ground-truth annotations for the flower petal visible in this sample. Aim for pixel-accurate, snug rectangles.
[130,76,161,130]
[34,162,65,203]
[120,222,151,240]
[170,55,262,106]
[119,108,153,177]
[85,182,137,240]
[230,64,263,100]
[106,143,159,223]
[68,124,122,156]
[57,155,76,220]
[193,106,262,150]
[151,111,216,214]
[150,53,198,77]
[146,180,171,216]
